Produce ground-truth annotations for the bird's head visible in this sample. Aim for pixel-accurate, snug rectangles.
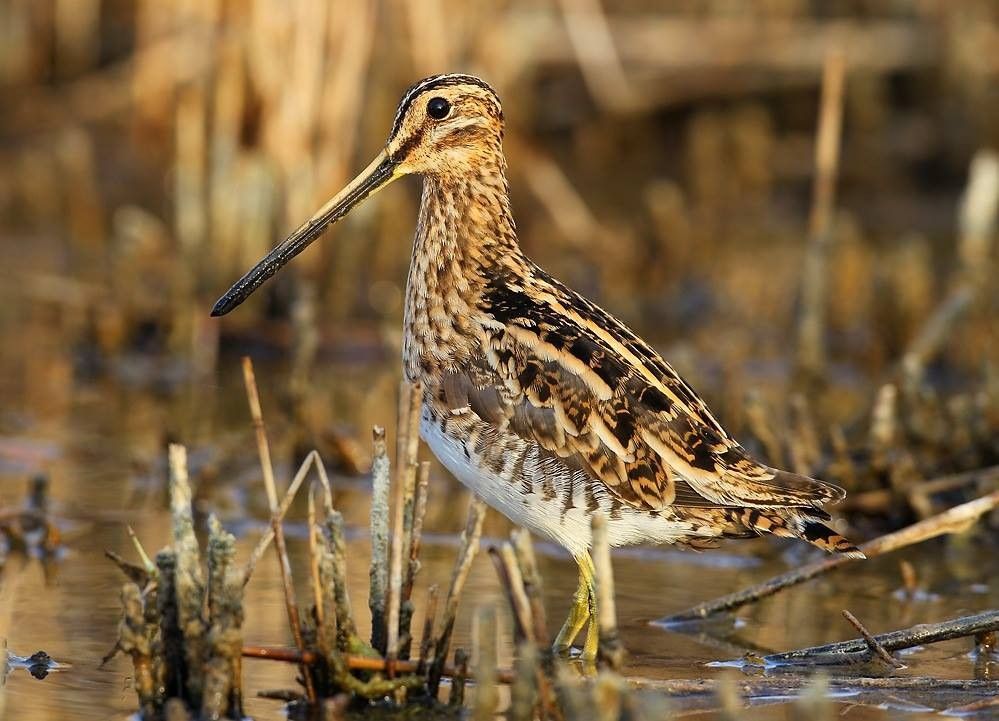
[387,74,504,177]
[211,74,503,317]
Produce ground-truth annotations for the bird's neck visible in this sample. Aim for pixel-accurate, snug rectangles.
[403,157,522,379]
[415,156,520,271]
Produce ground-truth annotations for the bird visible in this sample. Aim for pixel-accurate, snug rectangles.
[212,73,862,660]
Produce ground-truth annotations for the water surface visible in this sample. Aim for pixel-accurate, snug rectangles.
[1,308,995,721]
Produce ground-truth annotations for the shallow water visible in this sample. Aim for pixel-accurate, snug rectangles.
[1,316,997,721]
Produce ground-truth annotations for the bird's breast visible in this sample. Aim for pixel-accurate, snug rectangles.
[402,276,487,384]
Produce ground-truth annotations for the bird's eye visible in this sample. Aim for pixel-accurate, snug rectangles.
[426,97,451,120]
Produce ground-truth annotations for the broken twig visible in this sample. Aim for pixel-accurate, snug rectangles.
[840,609,904,671]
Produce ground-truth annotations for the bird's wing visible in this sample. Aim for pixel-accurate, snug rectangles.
[460,268,845,512]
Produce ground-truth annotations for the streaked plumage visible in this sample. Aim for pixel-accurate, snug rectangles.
[213,73,861,658]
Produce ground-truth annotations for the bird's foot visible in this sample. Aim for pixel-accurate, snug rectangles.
[581,614,599,661]
[553,582,591,655]
[553,557,599,660]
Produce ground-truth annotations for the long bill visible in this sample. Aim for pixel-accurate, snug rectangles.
[211,150,400,317]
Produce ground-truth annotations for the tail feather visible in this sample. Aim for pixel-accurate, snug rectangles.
[725,506,865,558]
[704,447,847,508]
[797,517,865,558]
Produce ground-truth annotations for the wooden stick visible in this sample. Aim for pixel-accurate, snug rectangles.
[754,609,999,667]
[117,583,157,719]
[167,444,205,704]
[417,584,439,674]
[504,534,559,720]
[511,528,549,644]
[368,425,390,655]
[323,509,362,649]
[387,385,410,664]
[240,357,315,704]
[203,515,244,720]
[841,609,903,670]
[428,497,488,696]
[403,460,431,604]
[867,384,898,472]
[658,490,999,625]
[241,357,279,509]
[104,549,151,587]
[628,675,999,697]
[154,550,183,699]
[509,641,539,721]
[307,486,323,627]
[386,381,422,668]
[314,520,340,664]
[400,460,431,659]
[125,525,155,574]
[471,605,499,721]
[592,513,624,670]
[501,544,536,643]
[243,450,329,584]
[795,49,846,381]
[902,151,999,388]
[448,648,471,706]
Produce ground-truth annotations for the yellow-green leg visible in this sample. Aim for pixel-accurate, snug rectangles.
[553,554,599,660]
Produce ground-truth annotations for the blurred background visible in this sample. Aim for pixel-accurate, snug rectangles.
[1,1,997,719]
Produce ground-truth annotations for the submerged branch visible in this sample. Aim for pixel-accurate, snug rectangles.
[751,609,999,668]
[629,675,999,696]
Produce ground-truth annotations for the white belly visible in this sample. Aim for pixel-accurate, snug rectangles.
[420,406,703,558]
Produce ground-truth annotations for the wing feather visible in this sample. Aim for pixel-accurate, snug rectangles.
[467,269,845,513]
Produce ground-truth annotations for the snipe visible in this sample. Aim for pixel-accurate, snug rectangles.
[213,74,861,660]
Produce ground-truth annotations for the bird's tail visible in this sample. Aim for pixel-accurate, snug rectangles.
[726,506,865,559]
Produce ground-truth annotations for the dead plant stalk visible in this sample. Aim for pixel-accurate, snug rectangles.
[240,356,315,704]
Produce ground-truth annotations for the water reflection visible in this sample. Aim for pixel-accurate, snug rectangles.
[2,649,62,682]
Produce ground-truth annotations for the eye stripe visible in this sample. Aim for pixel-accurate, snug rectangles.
[392,126,425,161]
[391,74,448,133]
[390,74,500,138]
